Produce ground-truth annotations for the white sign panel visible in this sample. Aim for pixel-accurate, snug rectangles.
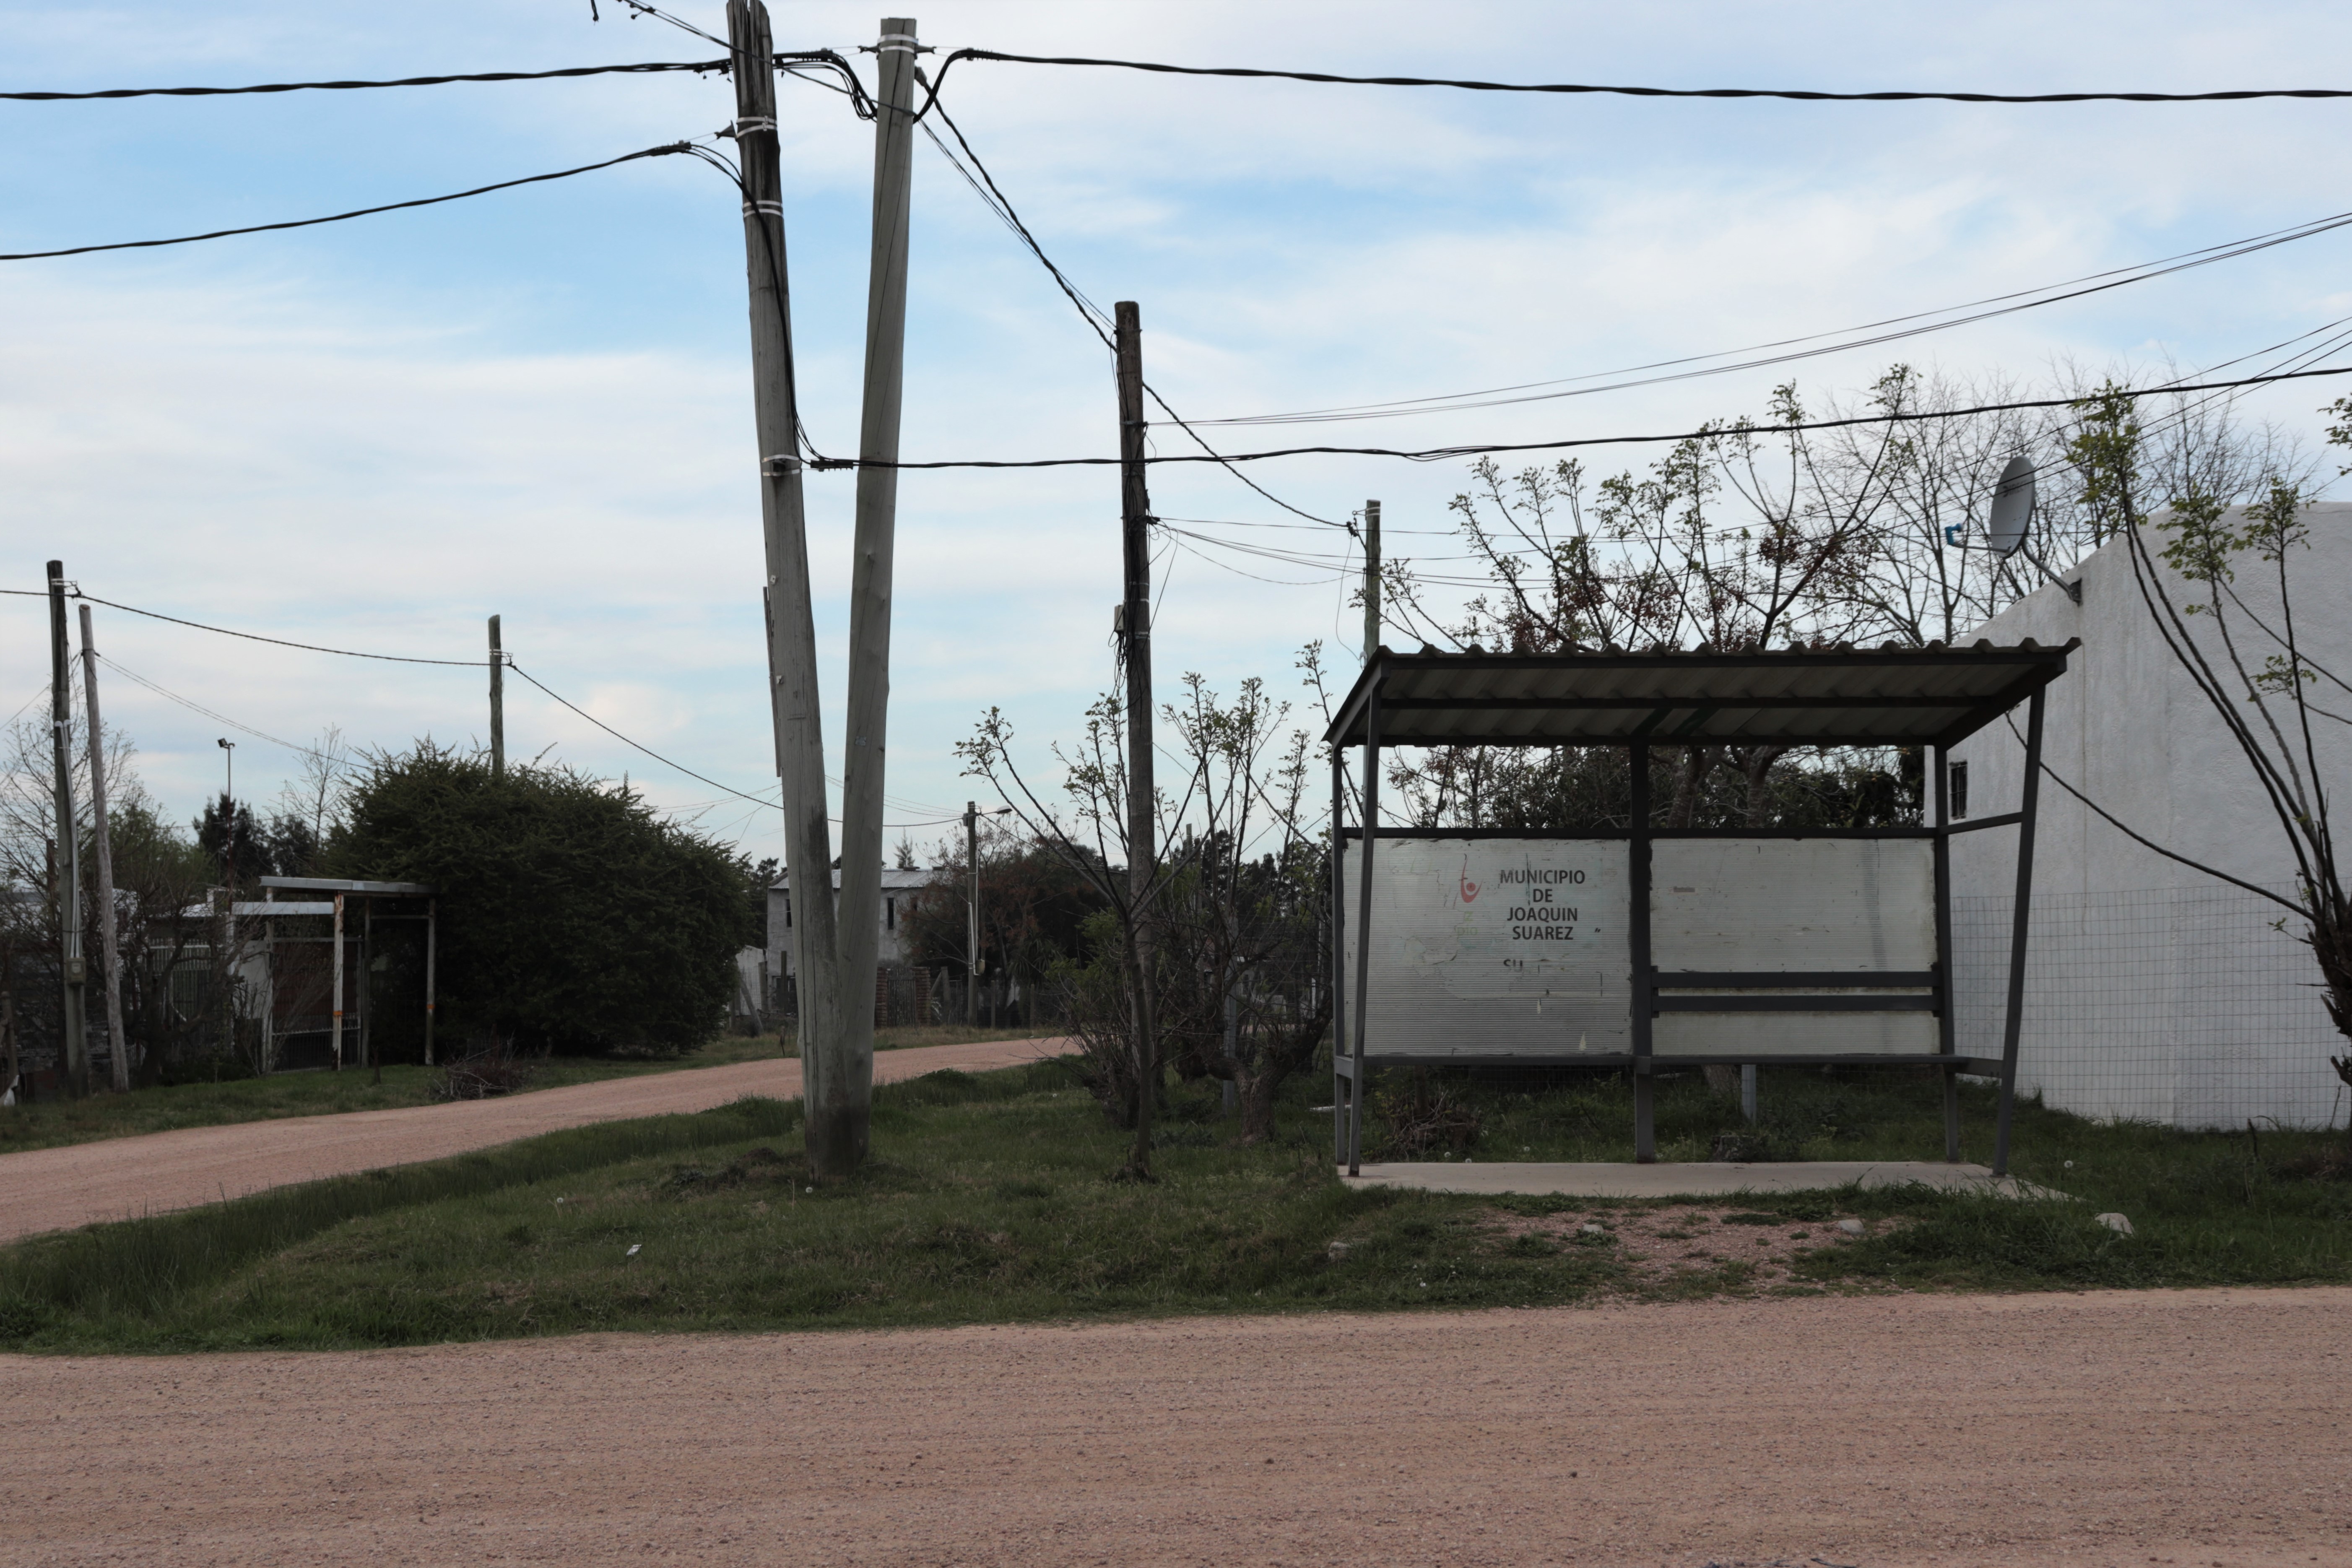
[1344,838,1631,1058]
[1652,837,1939,1057]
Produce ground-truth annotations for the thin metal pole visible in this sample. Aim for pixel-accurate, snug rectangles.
[77,604,128,1092]
[1630,743,1655,1162]
[331,891,346,1071]
[1362,500,1381,663]
[1347,675,1383,1177]
[363,897,378,1084]
[46,560,89,1098]
[1991,687,2046,1177]
[1330,750,1348,1168]
[424,898,438,1066]
[964,801,979,1028]
[830,12,922,1176]
[488,615,504,780]
[1933,742,1961,1162]
[728,0,842,1157]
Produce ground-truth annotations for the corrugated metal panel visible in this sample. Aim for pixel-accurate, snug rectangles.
[1327,642,2074,749]
[1345,838,1631,1058]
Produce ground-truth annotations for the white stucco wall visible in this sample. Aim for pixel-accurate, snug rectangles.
[1948,501,2352,1129]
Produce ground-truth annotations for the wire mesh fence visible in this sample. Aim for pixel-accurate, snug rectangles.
[1952,881,2348,1131]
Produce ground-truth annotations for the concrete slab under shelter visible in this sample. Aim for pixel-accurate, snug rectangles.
[1341,1160,2056,1200]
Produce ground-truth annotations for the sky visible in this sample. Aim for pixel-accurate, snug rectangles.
[3,0,2347,869]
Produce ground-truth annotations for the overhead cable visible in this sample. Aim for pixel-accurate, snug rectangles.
[858,363,2352,470]
[921,90,1349,529]
[2,59,728,101]
[0,142,694,260]
[72,592,483,665]
[1198,208,2352,427]
[920,49,2352,113]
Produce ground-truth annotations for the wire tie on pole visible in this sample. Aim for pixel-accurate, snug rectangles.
[731,115,774,136]
[761,454,802,477]
[742,200,784,218]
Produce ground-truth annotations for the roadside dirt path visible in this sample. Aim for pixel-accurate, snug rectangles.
[5,1286,2344,1566]
[0,1038,1063,1244]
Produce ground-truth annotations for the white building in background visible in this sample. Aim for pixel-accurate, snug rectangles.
[1948,502,2352,1129]
[765,866,941,986]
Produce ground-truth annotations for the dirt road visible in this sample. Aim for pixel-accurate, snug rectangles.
[0,1038,1062,1244]
[5,1286,2343,1566]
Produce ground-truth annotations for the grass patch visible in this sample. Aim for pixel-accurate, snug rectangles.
[4,1061,2347,1354]
[0,1023,1050,1157]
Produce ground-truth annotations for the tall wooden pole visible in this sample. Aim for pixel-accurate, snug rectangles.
[46,561,89,1098]
[828,13,921,1174]
[488,614,505,780]
[727,0,843,1152]
[76,605,127,1092]
[1362,499,1381,663]
[1114,302,1158,1176]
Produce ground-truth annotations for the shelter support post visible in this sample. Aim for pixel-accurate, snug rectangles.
[424,899,437,1066]
[331,892,346,1071]
[1933,741,1961,1161]
[1991,687,2046,1177]
[1630,743,1655,1162]
[1346,673,1383,1178]
[1330,749,1349,1168]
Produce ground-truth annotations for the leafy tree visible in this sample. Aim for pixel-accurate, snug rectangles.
[328,743,751,1056]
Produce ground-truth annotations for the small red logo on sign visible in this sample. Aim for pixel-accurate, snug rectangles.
[1459,857,1480,903]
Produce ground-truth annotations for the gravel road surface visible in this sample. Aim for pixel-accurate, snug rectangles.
[6,1286,2344,1566]
[0,1037,1062,1244]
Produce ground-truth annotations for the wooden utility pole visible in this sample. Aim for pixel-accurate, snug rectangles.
[331,892,346,1070]
[488,614,505,779]
[1114,302,1158,1175]
[76,605,127,1092]
[964,801,979,1028]
[728,0,845,1162]
[828,12,922,1173]
[1362,499,1381,662]
[46,561,89,1098]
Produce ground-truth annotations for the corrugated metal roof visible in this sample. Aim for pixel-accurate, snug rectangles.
[1325,640,2077,749]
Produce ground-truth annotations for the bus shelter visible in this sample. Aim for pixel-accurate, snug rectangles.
[239,876,437,1071]
[1326,640,2074,1177]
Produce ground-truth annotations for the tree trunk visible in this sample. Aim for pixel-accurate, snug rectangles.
[1665,746,1718,829]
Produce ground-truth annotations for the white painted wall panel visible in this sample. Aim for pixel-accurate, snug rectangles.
[1652,838,1939,1056]
[1345,839,1630,1057]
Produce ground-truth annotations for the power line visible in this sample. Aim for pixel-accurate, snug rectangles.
[70,592,483,665]
[1197,208,2352,427]
[920,90,1350,530]
[922,49,2352,111]
[858,363,2352,470]
[95,653,337,762]
[1,142,694,261]
[0,58,728,101]
[504,659,776,809]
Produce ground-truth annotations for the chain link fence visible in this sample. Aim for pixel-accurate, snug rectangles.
[1952,881,2348,1130]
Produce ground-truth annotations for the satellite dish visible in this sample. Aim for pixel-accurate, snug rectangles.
[1988,455,2036,558]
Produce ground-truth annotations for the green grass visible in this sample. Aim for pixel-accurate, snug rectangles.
[3,1061,2345,1355]
[0,1024,1049,1156]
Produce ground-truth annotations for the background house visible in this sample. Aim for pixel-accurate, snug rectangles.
[1948,502,2351,1129]
[766,866,943,1025]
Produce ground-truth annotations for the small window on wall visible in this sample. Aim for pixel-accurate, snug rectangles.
[886,897,896,931]
[1950,761,1970,819]
[783,891,793,928]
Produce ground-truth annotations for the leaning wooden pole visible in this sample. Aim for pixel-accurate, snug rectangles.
[829,12,922,1174]
[76,605,128,1092]
[727,0,844,1154]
